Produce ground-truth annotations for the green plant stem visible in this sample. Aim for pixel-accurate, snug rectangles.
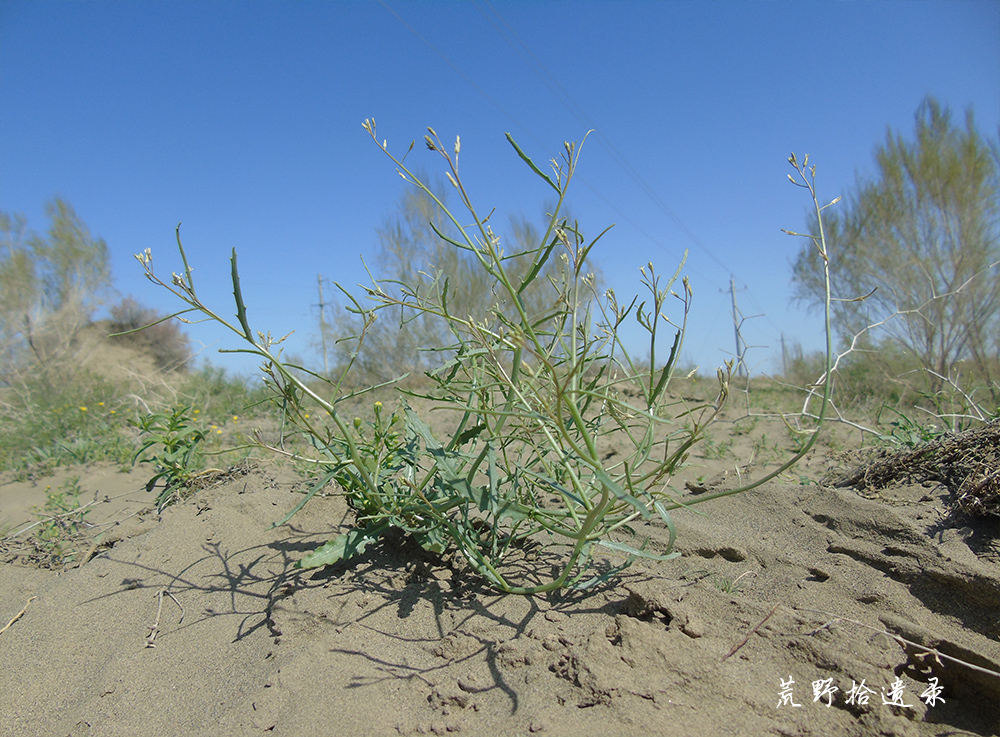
[660,155,836,511]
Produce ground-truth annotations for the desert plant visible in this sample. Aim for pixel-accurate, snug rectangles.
[0,372,134,477]
[132,405,218,510]
[710,570,757,595]
[133,125,835,594]
[320,176,590,385]
[180,364,275,420]
[699,432,733,460]
[32,476,92,566]
[874,405,946,449]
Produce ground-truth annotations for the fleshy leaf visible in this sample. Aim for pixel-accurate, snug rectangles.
[296,521,389,569]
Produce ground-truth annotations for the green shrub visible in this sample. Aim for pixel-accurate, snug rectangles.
[109,296,192,372]
[181,364,272,420]
[135,128,834,594]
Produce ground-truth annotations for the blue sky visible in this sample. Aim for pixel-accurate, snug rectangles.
[2,0,998,379]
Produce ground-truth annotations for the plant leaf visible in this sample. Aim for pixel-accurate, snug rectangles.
[505,133,559,193]
[596,539,680,561]
[230,248,254,340]
[653,500,678,552]
[295,520,390,569]
[272,468,339,527]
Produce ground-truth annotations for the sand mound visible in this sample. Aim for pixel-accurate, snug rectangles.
[1,464,998,736]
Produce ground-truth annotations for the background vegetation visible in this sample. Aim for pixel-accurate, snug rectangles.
[791,96,999,417]
[0,201,272,479]
[316,174,589,385]
[3,100,998,568]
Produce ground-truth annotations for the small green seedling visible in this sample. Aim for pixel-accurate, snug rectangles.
[132,405,216,510]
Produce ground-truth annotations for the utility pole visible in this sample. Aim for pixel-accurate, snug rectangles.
[781,333,788,377]
[316,274,329,377]
[729,276,746,377]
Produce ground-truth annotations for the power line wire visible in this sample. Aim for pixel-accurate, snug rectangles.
[476,0,735,277]
[380,0,792,364]
[474,1,792,362]
[378,0,709,279]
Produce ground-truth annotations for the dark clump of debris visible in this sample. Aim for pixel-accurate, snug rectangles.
[827,420,1000,518]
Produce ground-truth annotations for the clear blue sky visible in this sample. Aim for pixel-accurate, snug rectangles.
[2,0,998,379]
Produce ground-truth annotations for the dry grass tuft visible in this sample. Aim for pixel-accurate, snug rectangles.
[828,420,1000,518]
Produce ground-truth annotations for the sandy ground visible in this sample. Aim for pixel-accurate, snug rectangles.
[2,430,999,736]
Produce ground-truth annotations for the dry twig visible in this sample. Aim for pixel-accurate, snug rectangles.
[0,596,37,636]
[145,589,184,648]
[722,602,780,662]
[793,607,1000,681]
